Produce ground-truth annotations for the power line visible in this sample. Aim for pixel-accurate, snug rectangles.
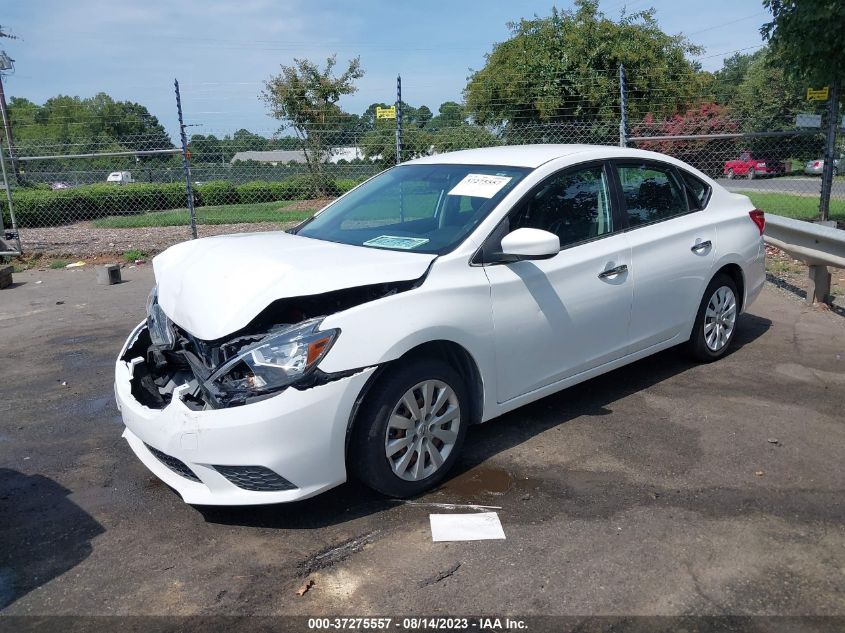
[684,12,766,36]
[693,44,765,61]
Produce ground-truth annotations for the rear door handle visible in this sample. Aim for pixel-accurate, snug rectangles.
[691,240,712,253]
[598,264,628,279]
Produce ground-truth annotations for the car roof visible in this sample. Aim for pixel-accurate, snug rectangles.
[405,144,680,169]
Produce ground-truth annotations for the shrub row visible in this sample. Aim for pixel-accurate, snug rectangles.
[1,177,362,227]
[1,183,186,228]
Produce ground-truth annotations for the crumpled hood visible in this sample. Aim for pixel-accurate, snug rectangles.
[154,231,435,340]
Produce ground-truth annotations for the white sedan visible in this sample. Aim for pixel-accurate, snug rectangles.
[115,145,766,505]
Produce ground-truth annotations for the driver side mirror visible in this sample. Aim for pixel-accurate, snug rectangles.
[496,228,560,262]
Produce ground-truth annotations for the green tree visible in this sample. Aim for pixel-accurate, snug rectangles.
[427,102,466,130]
[7,93,175,176]
[712,50,763,106]
[729,49,808,132]
[358,100,455,164]
[464,1,703,126]
[262,55,364,193]
[361,123,432,166]
[415,105,433,128]
[431,125,500,153]
[189,134,225,164]
[761,0,845,85]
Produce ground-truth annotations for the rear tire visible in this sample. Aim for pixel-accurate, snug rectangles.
[349,358,469,498]
[726,169,735,179]
[747,168,755,180]
[686,273,739,363]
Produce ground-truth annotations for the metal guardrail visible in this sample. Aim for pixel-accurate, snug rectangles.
[764,214,845,303]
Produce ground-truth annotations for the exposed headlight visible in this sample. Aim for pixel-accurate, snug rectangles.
[146,286,175,349]
[205,318,339,406]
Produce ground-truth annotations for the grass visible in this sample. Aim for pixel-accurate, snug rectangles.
[745,192,845,223]
[87,190,844,230]
[767,259,802,276]
[49,259,69,269]
[122,249,147,262]
[92,200,316,229]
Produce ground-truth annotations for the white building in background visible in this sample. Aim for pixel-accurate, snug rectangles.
[230,147,367,165]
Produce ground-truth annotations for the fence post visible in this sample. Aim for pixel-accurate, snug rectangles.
[174,79,198,239]
[395,74,402,165]
[819,78,840,224]
[618,64,628,148]
[0,140,21,255]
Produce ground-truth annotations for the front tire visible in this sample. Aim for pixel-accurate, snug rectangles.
[726,169,735,179]
[747,168,755,180]
[349,358,469,498]
[686,274,739,362]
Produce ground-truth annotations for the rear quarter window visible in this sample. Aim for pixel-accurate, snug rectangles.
[679,170,711,211]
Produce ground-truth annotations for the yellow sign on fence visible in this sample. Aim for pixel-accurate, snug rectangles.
[376,105,397,120]
[807,87,829,101]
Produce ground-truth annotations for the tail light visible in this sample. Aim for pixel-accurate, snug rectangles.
[814,160,821,167]
[749,209,765,235]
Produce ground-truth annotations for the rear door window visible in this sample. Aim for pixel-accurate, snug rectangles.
[615,163,689,227]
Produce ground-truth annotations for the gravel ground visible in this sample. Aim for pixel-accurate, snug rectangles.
[11,215,845,316]
[13,198,334,259]
[17,220,304,259]
[765,244,845,312]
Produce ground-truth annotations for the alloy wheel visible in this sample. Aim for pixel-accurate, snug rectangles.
[704,285,737,352]
[384,379,461,482]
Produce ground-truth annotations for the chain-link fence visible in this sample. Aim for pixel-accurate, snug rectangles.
[630,128,843,223]
[1,70,842,259]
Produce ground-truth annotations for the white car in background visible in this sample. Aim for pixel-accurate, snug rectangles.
[106,171,135,185]
[115,144,766,505]
[804,156,841,176]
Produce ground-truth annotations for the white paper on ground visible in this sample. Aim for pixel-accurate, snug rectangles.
[429,512,506,542]
[447,174,512,198]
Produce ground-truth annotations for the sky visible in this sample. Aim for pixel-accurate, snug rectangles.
[2,0,770,139]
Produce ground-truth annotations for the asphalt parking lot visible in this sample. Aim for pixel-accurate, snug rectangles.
[1,265,844,617]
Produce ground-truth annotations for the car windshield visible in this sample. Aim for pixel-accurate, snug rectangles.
[294,163,530,254]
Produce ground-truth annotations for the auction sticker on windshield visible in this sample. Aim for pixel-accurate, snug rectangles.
[448,173,512,198]
[363,235,431,250]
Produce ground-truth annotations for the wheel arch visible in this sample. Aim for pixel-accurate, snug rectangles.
[714,262,745,312]
[343,339,485,459]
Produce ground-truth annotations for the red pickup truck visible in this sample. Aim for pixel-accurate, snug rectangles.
[724,152,785,179]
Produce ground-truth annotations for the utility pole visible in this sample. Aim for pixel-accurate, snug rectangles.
[819,78,840,224]
[618,64,628,148]
[0,46,20,184]
[174,79,198,239]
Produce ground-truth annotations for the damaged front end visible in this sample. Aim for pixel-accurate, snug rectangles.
[122,280,415,410]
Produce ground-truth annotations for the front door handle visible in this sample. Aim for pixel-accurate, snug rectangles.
[691,240,712,253]
[598,264,628,279]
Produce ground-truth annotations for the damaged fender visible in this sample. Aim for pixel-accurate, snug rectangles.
[319,255,499,420]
